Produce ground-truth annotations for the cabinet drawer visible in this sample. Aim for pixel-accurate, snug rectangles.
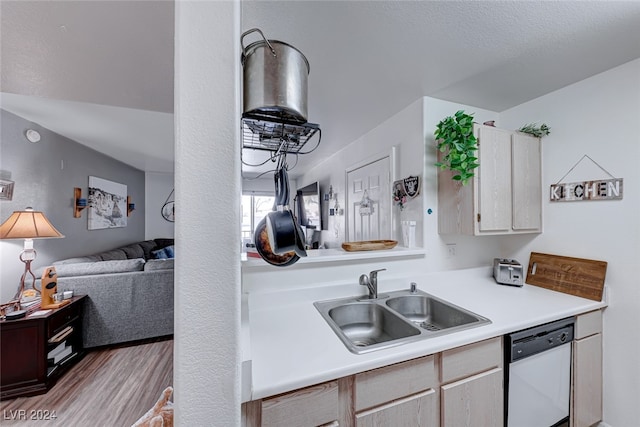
[47,303,81,337]
[261,380,338,427]
[441,337,502,384]
[355,355,436,411]
[575,310,602,340]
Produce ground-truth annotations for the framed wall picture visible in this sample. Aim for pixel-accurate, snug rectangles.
[0,179,15,201]
[88,176,127,230]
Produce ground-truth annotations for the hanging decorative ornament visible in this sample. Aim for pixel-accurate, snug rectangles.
[359,190,374,216]
[161,189,175,222]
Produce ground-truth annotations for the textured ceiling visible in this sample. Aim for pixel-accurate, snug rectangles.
[2,1,640,176]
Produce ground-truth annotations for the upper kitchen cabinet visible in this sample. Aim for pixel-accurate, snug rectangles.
[438,124,542,235]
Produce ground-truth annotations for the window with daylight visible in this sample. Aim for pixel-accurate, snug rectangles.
[241,194,275,245]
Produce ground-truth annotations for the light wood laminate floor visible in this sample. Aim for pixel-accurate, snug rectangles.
[1,338,173,426]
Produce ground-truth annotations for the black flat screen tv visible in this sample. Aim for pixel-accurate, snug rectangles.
[296,182,324,231]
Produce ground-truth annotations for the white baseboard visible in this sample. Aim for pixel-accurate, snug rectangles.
[597,422,612,427]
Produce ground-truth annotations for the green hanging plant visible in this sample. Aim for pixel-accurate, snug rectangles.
[519,123,551,137]
[434,110,479,186]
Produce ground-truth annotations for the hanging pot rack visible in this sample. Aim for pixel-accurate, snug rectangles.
[241,113,321,155]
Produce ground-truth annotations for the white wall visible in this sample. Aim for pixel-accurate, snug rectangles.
[145,172,175,239]
[174,1,241,425]
[499,58,640,427]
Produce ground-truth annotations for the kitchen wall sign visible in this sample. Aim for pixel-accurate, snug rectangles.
[550,155,623,202]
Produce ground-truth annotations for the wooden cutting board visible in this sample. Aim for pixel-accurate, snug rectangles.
[526,252,607,301]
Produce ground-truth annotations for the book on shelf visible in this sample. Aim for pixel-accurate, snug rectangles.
[48,345,73,365]
[48,325,73,344]
[47,341,67,359]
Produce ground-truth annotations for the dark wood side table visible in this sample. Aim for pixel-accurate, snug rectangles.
[1,295,87,400]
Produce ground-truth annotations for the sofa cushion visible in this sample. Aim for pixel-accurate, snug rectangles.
[54,255,101,265]
[99,249,128,261]
[144,258,174,271]
[139,240,159,260]
[54,258,146,277]
[120,243,145,259]
[154,238,174,250]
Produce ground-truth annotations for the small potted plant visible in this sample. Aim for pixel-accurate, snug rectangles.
[434,110,479,186]
[518,123,551,138]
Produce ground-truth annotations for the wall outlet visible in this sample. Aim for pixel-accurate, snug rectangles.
[446,243,457,259]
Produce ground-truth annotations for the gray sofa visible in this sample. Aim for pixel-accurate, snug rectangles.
[37,239,174,348]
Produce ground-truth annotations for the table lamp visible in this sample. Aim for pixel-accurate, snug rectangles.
[0,207,64,304]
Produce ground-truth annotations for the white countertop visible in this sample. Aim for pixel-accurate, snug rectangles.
[243,266,607,401]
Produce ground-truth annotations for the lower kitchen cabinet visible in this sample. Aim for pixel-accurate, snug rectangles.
[242,341,502,427]
[440,337,504,427]
[441,368,503,427]
[571,310,603,427]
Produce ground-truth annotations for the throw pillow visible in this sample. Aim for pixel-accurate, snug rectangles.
[152,248,169,259]
[164,245,175,258]
[152,245,175,259]
[99,249,128,261]
[121,243,145,259]
[139,240,159,260]
[154,238,174,250]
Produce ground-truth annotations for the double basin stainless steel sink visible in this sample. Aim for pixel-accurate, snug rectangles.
[314,288,491,354]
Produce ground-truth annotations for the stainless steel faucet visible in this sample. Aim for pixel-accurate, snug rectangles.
[359,268,386,299]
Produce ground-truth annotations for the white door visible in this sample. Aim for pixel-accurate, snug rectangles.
[347,156,391,242]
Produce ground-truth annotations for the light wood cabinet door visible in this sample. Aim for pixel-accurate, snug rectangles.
[476,125,512,233]
[355,389,437,427]
[511,132,542,231]
[441,368,503,427]
[572,333,603,427]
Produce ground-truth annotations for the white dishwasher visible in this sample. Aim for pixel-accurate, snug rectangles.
[505,317,574,427]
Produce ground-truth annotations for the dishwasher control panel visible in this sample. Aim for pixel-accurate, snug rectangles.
[507,317,574,362]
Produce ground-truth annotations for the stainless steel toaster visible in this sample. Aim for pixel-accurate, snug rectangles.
[493,258,523,287]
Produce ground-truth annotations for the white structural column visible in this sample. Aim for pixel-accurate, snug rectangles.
[174,1,241,425]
